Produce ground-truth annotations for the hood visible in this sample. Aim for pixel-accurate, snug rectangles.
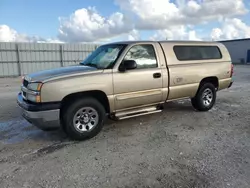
[24,65,100,82]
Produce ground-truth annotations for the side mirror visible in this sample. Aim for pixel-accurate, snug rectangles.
[119,60,137,72]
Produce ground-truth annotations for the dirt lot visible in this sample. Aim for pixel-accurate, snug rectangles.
[0,65,250,188]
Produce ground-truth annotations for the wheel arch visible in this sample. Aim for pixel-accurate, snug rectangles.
[60,90,110,121]
[199,76,219,89]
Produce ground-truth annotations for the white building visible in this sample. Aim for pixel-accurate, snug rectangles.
[219,38,250,64]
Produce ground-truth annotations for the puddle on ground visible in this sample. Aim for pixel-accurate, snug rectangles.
[0,119,62,144]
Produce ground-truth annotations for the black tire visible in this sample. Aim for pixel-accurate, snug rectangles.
[62,97,106,141]
[191,83,216,111]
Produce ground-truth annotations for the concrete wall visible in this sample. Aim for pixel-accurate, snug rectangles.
[0,42,100,77]
[221,39,250,64]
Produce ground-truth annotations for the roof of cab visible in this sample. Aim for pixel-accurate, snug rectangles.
[105,40,220,45]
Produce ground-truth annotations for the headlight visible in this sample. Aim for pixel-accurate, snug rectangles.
[24,82,43,102]
[27,82,43,91]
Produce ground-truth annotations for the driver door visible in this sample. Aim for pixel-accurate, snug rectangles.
[113,44,163,111]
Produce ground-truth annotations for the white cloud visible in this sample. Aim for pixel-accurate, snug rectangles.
[210,28,224,41]
[0,25,42,42]
[0,25,63,43]
[115,0,248,30]
[150,25,201,41]
[115,0,181,30]
[58,7,133,42]
[127,30,140,41]
[37,39,64,43]
[1,0,249,43]
[188,30,202,41]
[0,25,17,42]
[58,0,248,42]
[211,18,250,40]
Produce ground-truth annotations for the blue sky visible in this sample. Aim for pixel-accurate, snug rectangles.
[0,0,117,38]
[0,0,250,43]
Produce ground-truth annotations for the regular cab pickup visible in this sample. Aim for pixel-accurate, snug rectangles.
[17,40,234,140]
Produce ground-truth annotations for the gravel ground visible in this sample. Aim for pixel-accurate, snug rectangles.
[0,65,250,188]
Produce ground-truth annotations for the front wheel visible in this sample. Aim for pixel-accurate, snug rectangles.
[62,98,106,141]
[191,83,216,111]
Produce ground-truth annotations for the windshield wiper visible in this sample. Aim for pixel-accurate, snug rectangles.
[83,63,98,68]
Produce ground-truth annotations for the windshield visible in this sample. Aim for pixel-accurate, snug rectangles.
[80,44,127,69]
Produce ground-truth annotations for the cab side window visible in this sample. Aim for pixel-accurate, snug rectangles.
[124,45,158,69]
[173,45,222,61]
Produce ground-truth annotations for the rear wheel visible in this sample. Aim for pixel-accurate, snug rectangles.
[191,83,216,111]
[62,97,106,140]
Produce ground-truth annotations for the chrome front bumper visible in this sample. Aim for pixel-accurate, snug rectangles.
[21,108,60,130]
[17,92,61,130]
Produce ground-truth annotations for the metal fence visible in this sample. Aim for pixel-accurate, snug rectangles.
[0,42,100,77]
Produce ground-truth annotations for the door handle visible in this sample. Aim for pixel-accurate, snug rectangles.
[153,73,161,78]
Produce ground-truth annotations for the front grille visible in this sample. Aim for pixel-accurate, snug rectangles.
[23,79,29,87]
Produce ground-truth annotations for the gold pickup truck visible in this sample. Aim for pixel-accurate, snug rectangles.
[17,40,233,140]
